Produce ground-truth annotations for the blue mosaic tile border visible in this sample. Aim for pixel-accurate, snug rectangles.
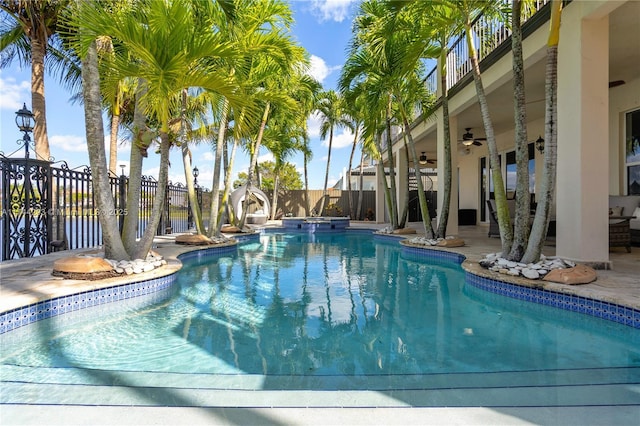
[401,245,466,264]
[372,233,405,243]
[345,228,375,234]
[178,244,238,262]
[233,232,261,243]
[0,274,176,334]
[466,272,640,329]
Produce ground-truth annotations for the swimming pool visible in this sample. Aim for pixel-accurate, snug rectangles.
[1,231,639,408]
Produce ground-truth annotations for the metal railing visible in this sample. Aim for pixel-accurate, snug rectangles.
[0,154,203,261]
[428,0,550,94]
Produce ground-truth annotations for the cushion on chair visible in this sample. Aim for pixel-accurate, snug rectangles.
[609,206,624,216]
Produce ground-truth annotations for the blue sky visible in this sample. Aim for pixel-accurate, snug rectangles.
[0,0,360,190]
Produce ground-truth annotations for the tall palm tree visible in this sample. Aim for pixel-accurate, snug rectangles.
[1,0,71,161]
[508,0,531,261]
[396,0,459,238]
[262,111,304,220]
[522,0,562,263]
[66,0,245,260]
[316,89,352,216]
[449,0,512,255]
[342,91,365,220]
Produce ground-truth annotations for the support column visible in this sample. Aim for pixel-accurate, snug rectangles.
[437,113,459,235]
[556,12,609,266]
[397,144,408,224]
[375,159,386,224]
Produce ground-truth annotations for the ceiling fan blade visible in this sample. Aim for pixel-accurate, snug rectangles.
[472,140,483,146]
[475,137,487,141]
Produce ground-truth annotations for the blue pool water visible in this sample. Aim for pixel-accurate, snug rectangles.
[1,232,639,393]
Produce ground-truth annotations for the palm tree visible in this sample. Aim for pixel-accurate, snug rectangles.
[316,89,352,216]
[522,0,562,263]
[442,0,511,255]
[508,0,531,261]
[262,112,304,220]
[342,91,365,220]
[80,40,129,260]
[1,0,71,161]
[66,0,245,260]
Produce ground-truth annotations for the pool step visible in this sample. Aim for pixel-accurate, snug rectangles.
[2,380,639,408]
[2,366,639,408]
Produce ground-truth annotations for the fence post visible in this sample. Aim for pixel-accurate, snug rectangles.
[119,171,127,233]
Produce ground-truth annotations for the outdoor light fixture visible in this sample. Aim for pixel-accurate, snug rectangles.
[419,152,428,165]
[536,135,545,153]
[15,103,35,133]
[15,103,35,159]
[120,164,126,176]
[193,166,199,187]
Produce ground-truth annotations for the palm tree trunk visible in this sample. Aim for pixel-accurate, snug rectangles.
[81,41,128,260]
[347,126,359,219]
[398,136,410,228]
[303,150,310,216]
[522,0,562,263]
[179,89,205,235]
[133,131,170,259]
[375,134,393,225]
[122,80,146,254]
[30,36,50,161]
[319,126,334,216]
[271,170,280,220]
[207,97,230,237]
[384,95,399,228]
[239,102,270,228]
[356,150,365,220]
[220,110,244,230]
[508,0,531,261]
[466,21,512,256]
[109,86,121,176]
[182,145,204,234]
[399,102,434,238]
[436,49,452,238]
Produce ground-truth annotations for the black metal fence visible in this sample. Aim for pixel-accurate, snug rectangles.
[0,154,203,261]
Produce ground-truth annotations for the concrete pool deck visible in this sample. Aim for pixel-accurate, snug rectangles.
[1,221,639,425]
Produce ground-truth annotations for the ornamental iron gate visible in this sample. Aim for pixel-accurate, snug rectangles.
[0,154,202,261]
[1,157,51,260]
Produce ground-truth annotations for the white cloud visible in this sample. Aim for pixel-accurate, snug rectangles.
[310,0,357,23]
[308,55,341,84]
[330,129,355,149]
[308,112,322,138]
[318,127,354,150]
[202,151,215,161]
[257,152,275,164]
[49,134,87,152]
[0,75,30,110]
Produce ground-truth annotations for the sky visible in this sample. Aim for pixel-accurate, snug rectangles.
[0,0,361,191]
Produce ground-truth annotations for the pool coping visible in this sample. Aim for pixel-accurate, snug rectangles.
[0,229,638,334]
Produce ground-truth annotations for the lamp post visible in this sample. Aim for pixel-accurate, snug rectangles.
[15,103,35,159]
[192,166,199,188]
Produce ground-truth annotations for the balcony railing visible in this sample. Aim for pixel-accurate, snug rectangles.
[428,0,550,94]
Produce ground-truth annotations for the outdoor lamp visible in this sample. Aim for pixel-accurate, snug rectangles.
[15,103,35,158]
[536,135,545,153]
[193,166,199,186]
[15,103,35,133]
[419,152,428,165]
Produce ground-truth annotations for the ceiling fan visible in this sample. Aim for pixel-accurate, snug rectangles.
[419,152,436,165]
[459,128,486,146]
